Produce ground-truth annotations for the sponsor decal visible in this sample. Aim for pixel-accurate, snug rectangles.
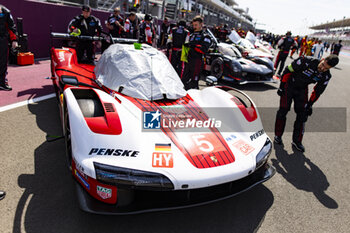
[75,169,90,190]
[96,185,112,199]
[155,143,171,151]
[210,156,218,163]
[143,110,161,129]
[152,144,173,168]
[233,139,255,155]
[143,110,221,130]
[225,134,237,142]
[89,148,139,157]
[250,129,265,141]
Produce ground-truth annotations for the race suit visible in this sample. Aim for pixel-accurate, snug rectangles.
[0,5,17,86]
[167,25,190,77]
[274,36,297,75]
[107,13,124,37]
[139,21,155,46]
[181,30,211,90]
[124,18,138,39]
[68,14,102,63]
[275,56,332,143]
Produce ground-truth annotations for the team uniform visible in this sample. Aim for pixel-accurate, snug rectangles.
[167,25,190,77]
[124,18,138,39]
[181,30,211,90]
[68,14,102,63]
[0,5,17,90]
[275,56,332,144]
[107,13,124,37]
[139,21,156,46]
[274,35,297,76]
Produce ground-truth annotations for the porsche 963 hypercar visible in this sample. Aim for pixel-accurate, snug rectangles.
[50,33,275,214]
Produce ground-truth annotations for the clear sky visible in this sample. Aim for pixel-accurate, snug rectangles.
[235,0,350,36]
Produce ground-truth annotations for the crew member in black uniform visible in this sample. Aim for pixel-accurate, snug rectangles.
[106,7,124,38]
[181,16,211,90]
[0,4,17,91]
[158,17,169,49]
[68,5,102,63]
[274,31,297,77]
[217,24,229,42]
[274,55,339,152]
[167,19,190,76]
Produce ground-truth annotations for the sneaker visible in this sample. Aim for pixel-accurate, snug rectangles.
[0,191,5,200]
[0,84,12,91]
[292,141,305,152]
[274,136,283,144]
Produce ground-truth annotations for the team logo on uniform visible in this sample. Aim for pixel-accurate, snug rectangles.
[143,110,161,129]
[97,186,112,199]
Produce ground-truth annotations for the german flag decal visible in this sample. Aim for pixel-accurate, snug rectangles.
[155,143,171,151]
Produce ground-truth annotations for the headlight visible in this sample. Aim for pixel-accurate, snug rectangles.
[255,138,272,170]
[94,162,174,191]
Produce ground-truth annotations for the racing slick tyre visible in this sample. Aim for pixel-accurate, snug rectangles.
[210,57,224,79]
[63,99,72,171]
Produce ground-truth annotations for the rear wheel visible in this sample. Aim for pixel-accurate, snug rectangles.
[210,57,224,79]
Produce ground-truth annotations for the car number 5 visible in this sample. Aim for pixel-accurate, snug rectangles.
[192,135,214,152]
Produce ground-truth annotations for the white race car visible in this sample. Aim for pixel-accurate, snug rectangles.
[50,36,275,214]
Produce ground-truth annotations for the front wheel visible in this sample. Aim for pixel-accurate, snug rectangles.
[210,57,224,79]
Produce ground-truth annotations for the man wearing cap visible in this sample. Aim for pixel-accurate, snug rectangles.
[181,16,211,90]
[167,19,190,76]
[274,31,297,77]
[139,14,155,46]
[124,11,138,39]
[106,7,124,38]
[68,5,102,63]
[274,55,339,152]
[0,4,17,91]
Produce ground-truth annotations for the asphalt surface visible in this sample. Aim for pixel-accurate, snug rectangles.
[0,50,350,233]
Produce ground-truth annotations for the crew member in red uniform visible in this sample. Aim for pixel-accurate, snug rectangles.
[68,5,102,63]
[299,35,308,56]
[274,31,297,77]
[181,16,212,90]
[274,55,339,152]
[0,4,17,91]
[139,14,156,46]
[217,24,229,42]
[124,11,138,39]
[167,19,190,76]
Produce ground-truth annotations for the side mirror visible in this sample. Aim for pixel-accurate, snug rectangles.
[205,76,218,86]
[61,75,78,86]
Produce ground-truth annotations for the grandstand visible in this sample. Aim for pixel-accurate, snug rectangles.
[309,17,350,46]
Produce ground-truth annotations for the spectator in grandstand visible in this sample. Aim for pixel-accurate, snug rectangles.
[68,5,102,64]
[124,11,138,39]
[274,54,339,152]
[332,40,342,55]
[312,40,324,59]
[0,4,17,91]
[274,31,297,77]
